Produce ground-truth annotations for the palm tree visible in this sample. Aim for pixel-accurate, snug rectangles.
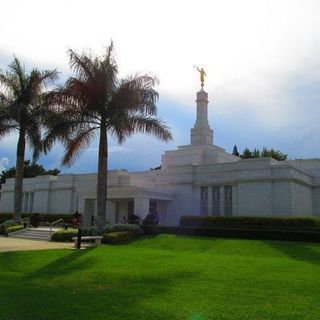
[44,42,172,227]
[0,57,58,219]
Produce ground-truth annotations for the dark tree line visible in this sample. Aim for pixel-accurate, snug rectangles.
[232,145,288,161]
[0,160,60,185]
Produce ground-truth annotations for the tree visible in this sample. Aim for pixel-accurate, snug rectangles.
[44,42,172,227]
[241,148,252,159]
[232,145,240,157]
[0,57,58,219]
[252,148,260,158]
[240,147,287,161]
[0,160,60,185]
[261,148,287,161]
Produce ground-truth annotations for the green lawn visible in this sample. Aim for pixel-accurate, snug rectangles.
[1,235,320,320]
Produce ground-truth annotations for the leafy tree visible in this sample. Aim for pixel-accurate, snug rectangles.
[44,42,172,227]
[252,148,260,158]
[0,160,60,185]
[261,148,287,161]
[232,145,240,157]
[240,147,287,161]
[0,58,58,219]
[241,148,252,159]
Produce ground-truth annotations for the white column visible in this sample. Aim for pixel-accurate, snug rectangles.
[191,89,213,145]
[195,90,209,127]
[134,198,150,220]
[106,200,116,224]
[208,187,213,216]
[220,187,225,216]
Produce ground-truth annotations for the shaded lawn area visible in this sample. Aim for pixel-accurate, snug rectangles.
[0,235,320,320]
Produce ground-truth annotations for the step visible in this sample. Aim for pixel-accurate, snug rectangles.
[19,231,52,236]
[8,228,53,241]
[10,233,50,239]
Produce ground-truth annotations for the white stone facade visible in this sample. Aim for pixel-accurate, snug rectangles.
[1,89,320,225]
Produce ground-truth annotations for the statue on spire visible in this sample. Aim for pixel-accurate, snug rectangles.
[195,66,206,89]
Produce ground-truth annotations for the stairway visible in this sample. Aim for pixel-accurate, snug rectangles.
[8,227,53,241]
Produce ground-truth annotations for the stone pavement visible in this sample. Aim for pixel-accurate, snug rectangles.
[0,236,73,252]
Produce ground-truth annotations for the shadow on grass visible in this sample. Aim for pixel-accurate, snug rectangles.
[265,240,320,266]
[23,247,96,279]
[1,255,197,320]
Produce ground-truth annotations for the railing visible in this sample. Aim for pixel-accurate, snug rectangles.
[49,218,64,235]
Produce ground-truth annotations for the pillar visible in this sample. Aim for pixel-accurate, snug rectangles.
[134,198,150,220]
[190,89,213,145]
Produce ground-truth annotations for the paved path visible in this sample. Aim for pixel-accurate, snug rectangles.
[0,236,73,252]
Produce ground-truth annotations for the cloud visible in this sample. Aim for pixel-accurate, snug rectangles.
[0,0,319,172]
[0,158,9,172]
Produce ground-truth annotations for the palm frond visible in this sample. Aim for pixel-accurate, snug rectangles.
[68,49,96,82]
[109,115,172,144]
[62,127,97,166]
[110,74,159,117]
[0,123,16,139]
[9,56,26,92]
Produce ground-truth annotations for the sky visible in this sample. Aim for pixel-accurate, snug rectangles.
[0,0,320,173]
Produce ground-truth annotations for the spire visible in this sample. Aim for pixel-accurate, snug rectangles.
[190,89,213,145]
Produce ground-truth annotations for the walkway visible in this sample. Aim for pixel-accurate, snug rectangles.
[0,236,73,252]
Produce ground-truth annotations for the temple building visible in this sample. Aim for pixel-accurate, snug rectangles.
[1,86,320,225]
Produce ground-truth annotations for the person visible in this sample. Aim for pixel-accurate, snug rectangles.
[91,215,95,227]
[122,215,128,224]
[154,211,159,225]
[72,210,82,228]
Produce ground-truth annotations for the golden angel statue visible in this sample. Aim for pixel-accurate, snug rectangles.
[195,66,206,89]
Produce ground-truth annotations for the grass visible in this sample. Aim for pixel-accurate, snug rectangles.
[1,235,320,320]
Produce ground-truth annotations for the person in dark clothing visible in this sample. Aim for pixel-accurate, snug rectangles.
[72,210,82,228]
[154,211,159,225]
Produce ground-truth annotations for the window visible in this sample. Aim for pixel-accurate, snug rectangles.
[224,185,232,216]
[212,186,220,216]
[200,186,208,216]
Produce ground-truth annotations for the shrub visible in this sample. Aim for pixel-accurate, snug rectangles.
[102,231,139,244]
[51,229,78,242]
[0,214,14,224]
[34,213,73,224]
[0,218,29,235]
[180,216,320,230]
[104,223,143,235]
[143,213,158,225]
[0,213,73,225]
[142,225,320,242]
[30,213,44,227]
[127,214,140,224]
[5,225,24,236]
[80,227,105,236]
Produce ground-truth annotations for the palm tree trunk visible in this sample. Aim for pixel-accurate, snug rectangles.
[96,125,108,228]
[13,130,26,220]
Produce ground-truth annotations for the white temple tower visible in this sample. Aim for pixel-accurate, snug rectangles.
[190,89,213,145]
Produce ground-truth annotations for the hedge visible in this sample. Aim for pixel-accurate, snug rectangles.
[50,224,143,242]
[5,225,24,236]
[180,216,320,230]
[51,229,78,242]
[142,225,320,242]
[104,224,143,235]
[102,231,140,244]
[0,213,73,224]
[0,218,29,235]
